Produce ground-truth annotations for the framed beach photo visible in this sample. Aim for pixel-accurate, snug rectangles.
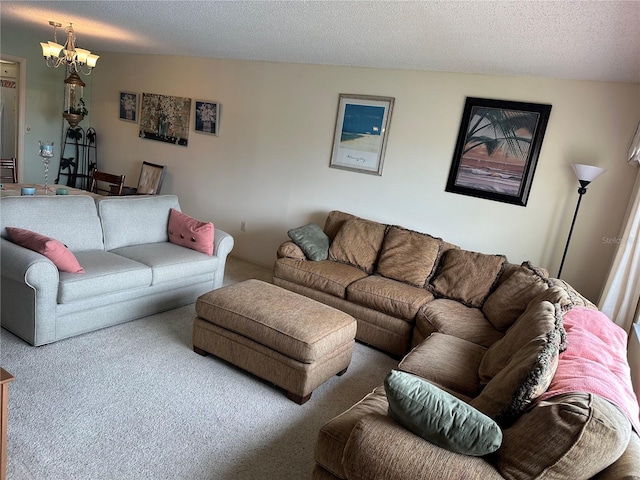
[329,94,394,176]
[194,100,219,136]
[446,97,552,206]
[119,92,138,122]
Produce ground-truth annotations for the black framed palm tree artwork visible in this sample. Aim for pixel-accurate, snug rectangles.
[446,97,552,206]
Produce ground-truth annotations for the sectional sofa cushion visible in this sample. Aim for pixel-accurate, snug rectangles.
[376,226,443,287]
[478,300,563,384]
[482,261,550,331]
[346,275,434,321]
[416,299,504,348]
[6,227,85,273]
[287,223,330,261]
[471,301,562,424]
[399,333,486,397]
[323,210,359,241]
[168,208,214,256]
[329,218,387,274]
[430,249,506,307]
[384,370,502,456]
[495,393,631,480]
[274,258,368,298]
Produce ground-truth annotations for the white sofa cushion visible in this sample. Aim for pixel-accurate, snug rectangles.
[0,195,104,251]
[111,242,219,285]
[58,251,152,303]
[97,195,181,250]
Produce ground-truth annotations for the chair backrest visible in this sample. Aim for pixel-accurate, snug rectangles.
[90,170,125,196]
[0,158,18,183]
[136,161,166,195]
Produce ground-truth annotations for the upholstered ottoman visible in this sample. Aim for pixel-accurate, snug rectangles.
[193,279,357,404]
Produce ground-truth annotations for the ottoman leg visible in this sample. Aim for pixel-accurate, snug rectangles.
[286,391,312,405]
[194,346,208,356]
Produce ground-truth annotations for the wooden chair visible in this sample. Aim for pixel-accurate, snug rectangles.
[90,170,125,196]
[0,158,17,183]
[134,161,166,195]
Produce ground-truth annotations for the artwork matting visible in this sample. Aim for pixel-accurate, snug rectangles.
[329,94,395,176]
[445,97,552,206]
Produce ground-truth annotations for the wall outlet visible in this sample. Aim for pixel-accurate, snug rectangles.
[240,221,246,232]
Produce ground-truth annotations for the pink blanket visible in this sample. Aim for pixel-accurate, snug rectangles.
[537,307,640,434]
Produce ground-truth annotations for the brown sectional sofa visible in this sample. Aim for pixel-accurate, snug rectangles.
[273,210,640,479]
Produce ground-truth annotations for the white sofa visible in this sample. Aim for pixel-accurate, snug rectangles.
[0,194,234,346]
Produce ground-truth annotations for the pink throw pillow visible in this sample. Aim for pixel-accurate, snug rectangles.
[167,208,214,256]
[6,227,85,273]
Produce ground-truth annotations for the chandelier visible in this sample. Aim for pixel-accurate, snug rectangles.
[40,21,99,75]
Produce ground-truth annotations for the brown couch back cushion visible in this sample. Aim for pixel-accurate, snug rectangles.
[323,210,359,241]
[482,261,551,331]
[329,218,387,274]
[495,393,631,479]
[376,226,443,287]
[430,249,506,308]
[471,301,563,424]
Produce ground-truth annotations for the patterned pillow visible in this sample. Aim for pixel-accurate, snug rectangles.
[376,226,443,287]
[328,218,387,274]
[430,249,506,307]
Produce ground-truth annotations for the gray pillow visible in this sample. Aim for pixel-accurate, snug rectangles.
[384,370,502,456]
[287,223,330,261]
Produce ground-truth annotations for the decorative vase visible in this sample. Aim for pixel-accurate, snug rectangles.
[38,141,55,194]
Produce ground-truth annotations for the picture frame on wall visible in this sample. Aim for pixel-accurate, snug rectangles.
[329,94,395,176]
[119,92,138,123]
[194,100,219,136]
[445,97,552,206]
[139,92,191,146]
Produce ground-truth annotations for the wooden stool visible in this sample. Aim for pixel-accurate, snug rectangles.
[193,280,357,404]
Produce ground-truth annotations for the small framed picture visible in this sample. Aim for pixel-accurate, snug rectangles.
[194,100,219,136]
[446,97,552,206]
[329,94,394,176]
[119,92,138,122]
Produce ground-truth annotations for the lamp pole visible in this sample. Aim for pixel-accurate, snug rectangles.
[557,181,589,278]
[557,164,605,279]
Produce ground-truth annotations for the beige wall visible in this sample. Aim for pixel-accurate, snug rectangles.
[90,53,640,302]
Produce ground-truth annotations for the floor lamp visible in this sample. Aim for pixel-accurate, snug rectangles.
[557,163,606,278]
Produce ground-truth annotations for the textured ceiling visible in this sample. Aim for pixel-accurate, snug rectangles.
[2,0,639,83]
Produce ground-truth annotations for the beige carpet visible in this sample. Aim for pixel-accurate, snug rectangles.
[1,256,398,479]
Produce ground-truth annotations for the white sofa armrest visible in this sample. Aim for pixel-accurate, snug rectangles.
[1,238,59,345]
[212,228,234,289]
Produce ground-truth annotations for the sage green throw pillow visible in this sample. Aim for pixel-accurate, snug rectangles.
[384,370,502,456]
[287,223,330,261]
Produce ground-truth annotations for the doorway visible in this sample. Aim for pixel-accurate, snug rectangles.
[0,54,25,182]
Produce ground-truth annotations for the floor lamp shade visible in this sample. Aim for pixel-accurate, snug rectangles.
[573,164,606,184]
[557,163,606,278]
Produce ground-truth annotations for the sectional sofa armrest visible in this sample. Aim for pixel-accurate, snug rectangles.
[212,228,234,289]
[0,238,60,345]
[276,241,306,260]
[343,414,503,480]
